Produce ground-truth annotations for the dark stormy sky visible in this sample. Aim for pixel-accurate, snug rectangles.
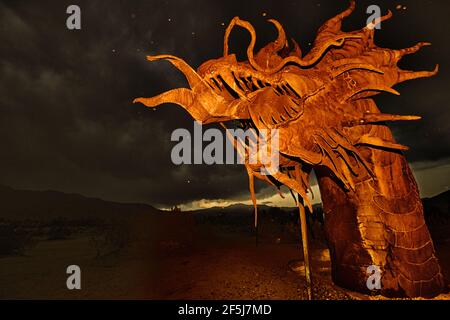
[1,0,449,209]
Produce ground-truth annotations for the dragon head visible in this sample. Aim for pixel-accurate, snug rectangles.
[134,0,438,209]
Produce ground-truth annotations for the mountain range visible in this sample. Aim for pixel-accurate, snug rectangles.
[0,184,448,221]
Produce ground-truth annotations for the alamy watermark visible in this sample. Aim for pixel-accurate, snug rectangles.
[66,265,81,290]
[64,4,384,32]
[366,5,382,30]
[66,5,81,30]
[170,122,280,175]
[366,265,382,291]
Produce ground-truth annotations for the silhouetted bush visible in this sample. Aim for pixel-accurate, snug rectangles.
[47,218,72,240]
[90,221,131,258]
[0,221,36,256]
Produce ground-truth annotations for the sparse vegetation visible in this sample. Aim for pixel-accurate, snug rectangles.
[47,218,72,240]
[0,220,36,256]
[89,220,131,258]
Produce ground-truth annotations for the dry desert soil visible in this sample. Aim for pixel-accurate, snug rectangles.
[1,212,449,300]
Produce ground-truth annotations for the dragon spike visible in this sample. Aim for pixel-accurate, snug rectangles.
[363,113,421,123]
[365,9,393,30]
[224,16,362,74]
[394,42,432,61]
[290,38,302,57]
[344,85,400,102]
[398,65,439,83]
[134,88,194,110]
[222,17,262,70]
[356,135,410,151]
[245,165,258,228]
[343,113,422,127]
[223,16,254,57]
[135,54,234,123]
[258,34,363,74]
[267,19,288,52]
[145,55,204,89]
[321,0,356,32]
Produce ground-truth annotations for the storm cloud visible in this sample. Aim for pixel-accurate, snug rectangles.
[0,0,449,208]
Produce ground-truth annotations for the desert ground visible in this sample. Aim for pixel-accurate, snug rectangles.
[1,203,449,300]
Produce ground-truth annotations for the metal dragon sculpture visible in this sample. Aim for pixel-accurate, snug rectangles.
[134,1,445,298]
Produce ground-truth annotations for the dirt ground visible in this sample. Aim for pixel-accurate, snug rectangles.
[0,214,449,300]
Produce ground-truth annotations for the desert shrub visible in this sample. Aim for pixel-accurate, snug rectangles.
[89,221,131,258]
[0,221,36,256]
[47,218,72,240]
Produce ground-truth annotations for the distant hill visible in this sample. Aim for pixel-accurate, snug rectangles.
[0,183,447,223]
[424,190,450,211]
[190,203,322,213]
[194,191,449,217]
[423,190,450,224]
[0,185,160,220]
[189,203,325,230]
[190,192,450,227]
[190,203,322,216]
